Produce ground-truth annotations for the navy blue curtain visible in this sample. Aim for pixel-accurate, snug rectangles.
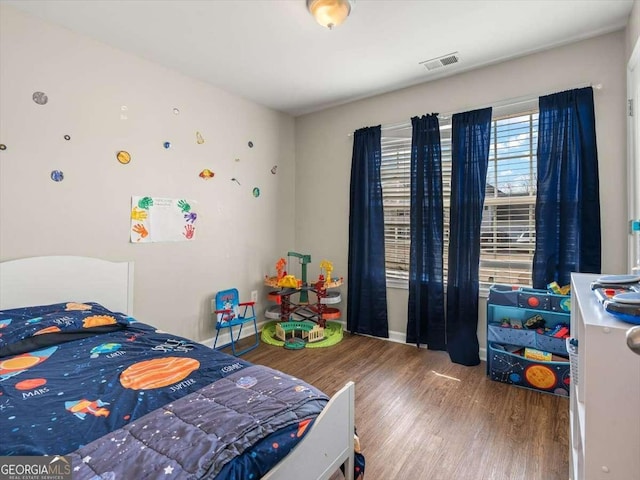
[533,87,601,288]
[446,108,492,366]
[347,125,389,338]
[406,114,446,350]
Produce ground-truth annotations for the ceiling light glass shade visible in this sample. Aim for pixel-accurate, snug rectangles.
[307,0,352,30]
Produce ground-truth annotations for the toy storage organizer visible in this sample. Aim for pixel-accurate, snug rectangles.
[487,285,571,396]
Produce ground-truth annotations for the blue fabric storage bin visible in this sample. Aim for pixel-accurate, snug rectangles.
[487,322,568,356]
[486,285,519,307]
[487,324,537,348]
[536,334,568,356]
[487,286,571,396]
[488,285,570,312]
[487,304,570,356]
[488,304,569,331]
[488,343,571,396]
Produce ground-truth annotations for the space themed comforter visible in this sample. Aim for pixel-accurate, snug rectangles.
[0,302,329,479]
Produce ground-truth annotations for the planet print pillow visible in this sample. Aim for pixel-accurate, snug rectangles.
[0,302,131,357]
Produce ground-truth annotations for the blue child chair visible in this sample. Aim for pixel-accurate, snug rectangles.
[213,288,259,356]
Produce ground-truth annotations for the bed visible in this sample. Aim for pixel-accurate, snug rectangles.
[0,256,359,480]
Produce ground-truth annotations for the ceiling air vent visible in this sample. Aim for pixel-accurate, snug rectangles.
[419,52,460,71]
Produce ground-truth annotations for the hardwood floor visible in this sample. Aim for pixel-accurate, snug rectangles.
[241,332,570,480]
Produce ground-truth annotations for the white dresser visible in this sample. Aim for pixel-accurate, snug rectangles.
[570,273,640,480]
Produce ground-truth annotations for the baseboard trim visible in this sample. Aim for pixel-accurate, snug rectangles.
[340,327,488,362]
[200,319,487,363]
[200,318,270,348]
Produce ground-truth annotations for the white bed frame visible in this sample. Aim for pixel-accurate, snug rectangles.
[0,256,355,480]
[0,256,135,315]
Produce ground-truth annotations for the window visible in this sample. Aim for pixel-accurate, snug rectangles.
[380,107,538,290]
[380,133,412,283]
[481,111,538,287]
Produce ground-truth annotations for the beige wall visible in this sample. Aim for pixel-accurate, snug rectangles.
[294,31,628,354]
[626,0,640,59]
[627,0,640,249]
[0,5,297,341]
[0,5,631,355]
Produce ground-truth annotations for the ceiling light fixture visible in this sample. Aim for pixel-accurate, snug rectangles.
[307,0,353,30]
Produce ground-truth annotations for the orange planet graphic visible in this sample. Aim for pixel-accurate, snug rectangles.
[83,315,117,328]
[0,347,57,381]
[525,364,557,389]
[15,378,47,390]
[34,326,61,335]
[120,357,200,390]
[3,356,42,370]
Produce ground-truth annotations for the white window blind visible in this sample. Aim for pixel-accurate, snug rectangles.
[481,112,538,287]
[380,109,538,290]
[381,132,412,283]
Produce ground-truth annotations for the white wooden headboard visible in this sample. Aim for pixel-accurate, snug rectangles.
[0,256,134,315]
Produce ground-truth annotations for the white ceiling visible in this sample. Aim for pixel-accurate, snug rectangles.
[2,0,634,116]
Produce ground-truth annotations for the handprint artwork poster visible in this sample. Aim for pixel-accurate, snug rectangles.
[130,196,198,243]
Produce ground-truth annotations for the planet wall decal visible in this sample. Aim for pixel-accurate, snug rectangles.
[32,91,48,105]
[116,151,131,165]
[199,169,214,179]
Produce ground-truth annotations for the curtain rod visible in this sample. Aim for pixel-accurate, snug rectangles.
[348,82,603,137]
